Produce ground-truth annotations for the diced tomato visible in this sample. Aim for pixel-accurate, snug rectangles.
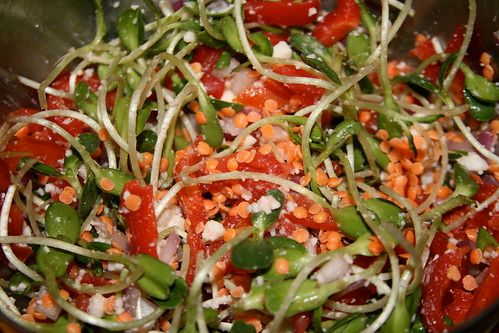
[312,0,360,46]
[120,180,158,258]
[0,160,11,193]
[4,137,66,172]
[263,32,289,46]
[192,46,225,99]
[443,287,474,325]
[332,283,378,305]
[445,25,465,53]
[291,312,311,333]
[0,202,33,263]
[244,0,320,26]
[235,80,291,111]
[467,256,499,318]
[421,247,470,333]
[74,293,91,312]
[47,72,101,110]
[271,65,325,104]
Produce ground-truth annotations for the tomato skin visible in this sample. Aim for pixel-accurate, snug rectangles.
[244,0,320,26]
[312,0,361,46]
[467,256,499,318]
[192,46,225,99]
[421,247,470,333]
[271,65,325,103]
[120,180,158,258]
[4,137,66,172]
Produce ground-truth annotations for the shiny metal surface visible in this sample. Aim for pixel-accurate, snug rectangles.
[0,0,498,332]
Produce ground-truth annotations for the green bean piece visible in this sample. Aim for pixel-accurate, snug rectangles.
[114,96,131,135]
[231,238,274,270]
[359,0,378,35]
[142,0,162,19]
[250,32,273,57]
[78,173,99,219]
[302,56,341,84]
[420,195,473,221]
[354,146,367,171]
[392,74,451,106]
[333,205,370,238]
[406,287,422,318]
[452,164,479,198]
[18,157,61,177]
[364,198,405,228]
[203,307,219,327]
[410,318,427,333]
[377,112,403,138]
[198,95,224,147]
[314,120,361,167]
[326,313,368,333]
[125,67,141,90]
[380,299,410,333]
[197,30,228,49]
[230,320,257,333]
[464,89,496,122]
[235,282,266,312]
[216,50,231,69]
[174,126,190,150]
[460,63,499,103]
[220,16,244,53]
[137,101,157,134]
[267,236,308,253]
[264,278,349,316]
[363,135,389,170]
[96,168,134,196]
[347,33,371,68]
[210,98,244,111]
[117,8,145,51]
[135,254,176,300]
[251,189,285,232]
[262,247,310,282]
[36,246,73,278]
[312,306,324,333]
[153,277,188,309]
[78,132,100,154]
[74,82,98,121]
[63,155,83,190]
[7,272,33,295]
[45,202,82,244]
[476,227,499,251]
[136,129,158,153]
[438,52,458,86]
[289,32,330,62]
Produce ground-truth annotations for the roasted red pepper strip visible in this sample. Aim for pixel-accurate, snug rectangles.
[120,180,158,257]
[312,0,361,46]
[0,202,32,263]
[244,0,320,27]
[421,247,470,333]
[467,256,499,318]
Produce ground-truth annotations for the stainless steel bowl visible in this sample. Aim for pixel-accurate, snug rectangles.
[0,0,498,332]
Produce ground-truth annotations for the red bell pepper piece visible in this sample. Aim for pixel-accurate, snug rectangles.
[421,247,470,333]
[244,0,320,27]
[312,0,361,46]
[192,46,225,99]
[120,180,158,258]
[467,256,499,318]
[0,202,33,263]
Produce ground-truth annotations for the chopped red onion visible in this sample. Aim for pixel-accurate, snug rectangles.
[314,255,352,284]
[158,232,181,264]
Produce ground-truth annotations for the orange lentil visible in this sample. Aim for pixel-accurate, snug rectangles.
[66,322,81,333]
[236,150,251,163]
[195,111,207,125]
[315,169,329,186]
[160,319,171,332]
[99,178,115,192]
[404,229,415,246]
[190,62,202,73]
[465,228,478,242]
[480,52,491,66]
[300,173,311,186]
[246,318,263,333]
[380,140,391,153]
[408,173,419,186]
[189,101,200,112]
[160,158,169,172]
[437,186,453,199]
[247,111,262,123]
[375,129,389,141]
[389,137,409,150]
[292,206,309,219]
[358,110,371,123]
[260,124,274,139]
[98,128,109,141]
[80,231,93,242]
[104,295,115,314]
[221,107,236,117]
[238,202,250,218]
[263,98,278,112]
[204,199,216,211]
[21,314,35,322]
[224,228,236,242]
[232,113,248,128]
[205,159,219,171]
[326,239,342,251]
[388,150,401,162]
[14,126,29,139]
[491,120,499,134]
[410,162,424,175]
[483,65,494,81]
[275,257,290,275]
[116,312,133,322]
[308,203,322,215]
[259,143,272,155]
[59,289,70,300]
[463,275,478,291]
[400,159,413,170]
[292,228,310,243]
[407,187,418,201]
[289,96,302,106]
[218,288,229,296]
[227,157,239,171]
[59,188,75,205]
[26,301,36,315]
[368,237,384,256]
[124,194,142,212]
[313,211,328,224]
[195,222,205,234]
[246,150,257,163]
[470,248,483,265]
[230,286,245,298]
[41,293,55,308]
[197,141,213,155]
[33,312,47,320]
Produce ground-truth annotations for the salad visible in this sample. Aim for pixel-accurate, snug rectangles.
[0,0,498,332]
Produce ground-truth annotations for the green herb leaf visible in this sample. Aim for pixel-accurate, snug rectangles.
[78,133,100,154]
[78,173,99,219]
[117,8,145,51]
[19,158,61,177]
[74,82,98,120]
[231,239,274,270]
[464,89,496,122]
[230,320,256,333]
[453,164,479,198]
[136,129,158,153]
[476,227,499,251]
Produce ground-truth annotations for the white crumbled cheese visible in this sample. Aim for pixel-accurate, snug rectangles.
[202,220,225,242]
[456,152,488,173]
[308,7,318,16]
[202,296,233,309]
[183,30,196,43]
[122,190,131,200]
[240,135,257,149]
[221,89,235,102]
[77,164,88,181]
[9,282,27,292]
[247,195,281,214]
[272,41,292,60]
[107,262,124,272]
[22,222,32,236]
[285,200,297,212]
[87,294,106,318]
[157,204,185,232]
[114,295,124,315]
